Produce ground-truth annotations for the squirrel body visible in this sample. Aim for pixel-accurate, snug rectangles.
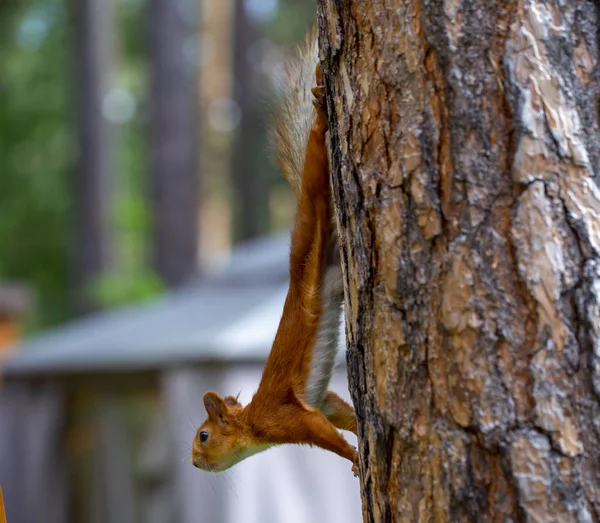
[192,29,358,475]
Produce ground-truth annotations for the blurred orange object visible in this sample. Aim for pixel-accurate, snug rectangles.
[0,284,32,359]
[0,485,6,523]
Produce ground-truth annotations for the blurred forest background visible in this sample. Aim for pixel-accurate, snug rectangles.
[0,4,366,522]
[0,0,315,332]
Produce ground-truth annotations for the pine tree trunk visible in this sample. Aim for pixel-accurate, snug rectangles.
[317,1,600,521]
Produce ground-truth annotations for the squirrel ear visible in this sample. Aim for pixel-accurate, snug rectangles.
[223,395,241,407]
[203,392,226,419]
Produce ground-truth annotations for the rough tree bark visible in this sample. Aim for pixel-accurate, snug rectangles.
[317,1,600,521]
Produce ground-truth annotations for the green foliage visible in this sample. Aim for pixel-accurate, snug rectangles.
[263,0,316,43]
[0,0,74,327]
[89,270,163,308]
[0,0,162,327]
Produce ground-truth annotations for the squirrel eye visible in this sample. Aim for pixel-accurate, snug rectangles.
[199,431,209,443]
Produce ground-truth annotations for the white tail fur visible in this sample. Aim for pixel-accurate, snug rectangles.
[305,265,344,408]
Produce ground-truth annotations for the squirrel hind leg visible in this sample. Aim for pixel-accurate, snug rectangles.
[311,64,328,132]
[320,391,357,435]
[296,408,358,466]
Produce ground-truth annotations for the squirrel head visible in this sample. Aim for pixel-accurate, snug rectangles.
[191,391,249,472]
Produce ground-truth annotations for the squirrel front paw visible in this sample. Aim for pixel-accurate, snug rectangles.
[351,447,359,477]
[311,63,328,131]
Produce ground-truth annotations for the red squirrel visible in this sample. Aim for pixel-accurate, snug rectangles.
[191,29,359,475]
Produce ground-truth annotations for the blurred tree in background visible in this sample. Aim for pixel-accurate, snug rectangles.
[72,0,113,315]
[148,0,199,288]
[0,0,315,332]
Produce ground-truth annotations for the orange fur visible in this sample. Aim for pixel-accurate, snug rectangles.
[192,60,358,476]
[0,486,5,523]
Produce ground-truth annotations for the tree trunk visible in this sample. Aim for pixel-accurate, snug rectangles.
[73,0,113,314]
[317,1,600,521]
[148,0,200,287]
[230,0,269,243]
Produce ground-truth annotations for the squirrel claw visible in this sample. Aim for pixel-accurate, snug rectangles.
[351,448,359,477]
[311,86,326,107]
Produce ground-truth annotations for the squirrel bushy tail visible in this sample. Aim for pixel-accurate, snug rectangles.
[270,27,319,197]
[269,29,344,412]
